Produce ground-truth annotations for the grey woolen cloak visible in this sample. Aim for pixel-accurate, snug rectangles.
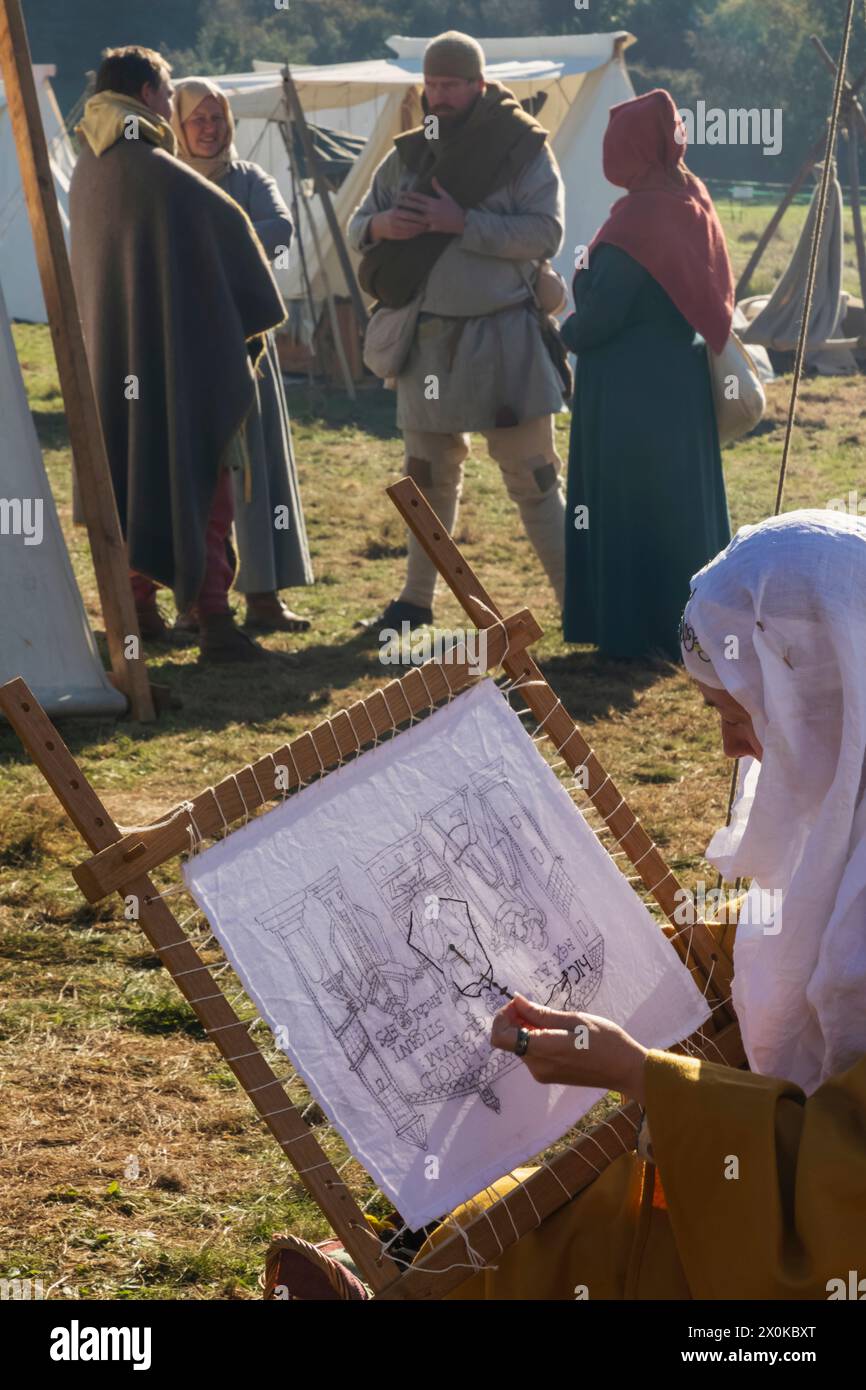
[217,161,313,593]
[70,139,285,610]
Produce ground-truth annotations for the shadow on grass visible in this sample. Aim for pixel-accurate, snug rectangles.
[0,626,392,763]
[0,630,682,770]
[30,405,69,453]
[285,380,400,441]
[540,647,680,725]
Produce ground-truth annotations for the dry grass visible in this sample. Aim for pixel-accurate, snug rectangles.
[2,199,864,1297]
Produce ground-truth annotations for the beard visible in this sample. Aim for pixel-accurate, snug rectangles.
[422,91,480,139]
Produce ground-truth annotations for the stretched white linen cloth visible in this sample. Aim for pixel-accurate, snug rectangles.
[185,679,708,1229]
[681,509,866,1094]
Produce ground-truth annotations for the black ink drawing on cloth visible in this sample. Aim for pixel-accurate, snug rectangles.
[255,758,605,1150]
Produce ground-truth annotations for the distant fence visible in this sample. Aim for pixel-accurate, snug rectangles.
[704,179,814,206]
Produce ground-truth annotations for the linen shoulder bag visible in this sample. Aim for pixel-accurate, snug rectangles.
[708,331,766,446]
[362,291,424,381]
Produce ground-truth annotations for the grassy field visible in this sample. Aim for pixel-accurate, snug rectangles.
[1,201,864,1299]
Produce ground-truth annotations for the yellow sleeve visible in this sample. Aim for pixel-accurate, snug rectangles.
[645,1048,866,1299]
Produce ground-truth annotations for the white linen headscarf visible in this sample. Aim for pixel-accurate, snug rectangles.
[681,508,866,1093]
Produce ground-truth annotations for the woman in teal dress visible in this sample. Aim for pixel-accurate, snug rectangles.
[561,90,733,660]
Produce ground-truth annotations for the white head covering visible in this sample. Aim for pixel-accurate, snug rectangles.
[171,77,238,183]
[683,508,866,1093]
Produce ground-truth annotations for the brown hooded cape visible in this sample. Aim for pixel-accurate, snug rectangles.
[358,80,547,309]
[70,137,285,609]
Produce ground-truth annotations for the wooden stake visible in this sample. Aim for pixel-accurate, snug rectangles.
[276,115,357,397]
[282,66,368,337]
[0,0,154,721]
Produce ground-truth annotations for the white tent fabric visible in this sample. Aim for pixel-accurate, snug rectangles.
[0,66,74,323]
[740,170,858,376]
[214,33,637,315]
[0,283,125,717]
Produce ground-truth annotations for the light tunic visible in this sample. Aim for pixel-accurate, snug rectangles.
[347,145,566,432]
[218,161,314,593]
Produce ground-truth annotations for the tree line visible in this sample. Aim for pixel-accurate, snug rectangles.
[24,0,865,182]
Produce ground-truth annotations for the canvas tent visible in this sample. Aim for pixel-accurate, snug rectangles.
[740,169,861,376]
[215,32,637,324]
[0,281,125,717]
[0,64,73,322]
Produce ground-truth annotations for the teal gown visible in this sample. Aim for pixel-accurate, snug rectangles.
[561,243,730,659]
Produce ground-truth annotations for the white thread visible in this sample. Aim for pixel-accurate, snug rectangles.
[209,786,231,836]
[415,662,439,708]
[247,763,268,806]
[308,730,327,777]
[344,705,367,752]
[232,773,251,824]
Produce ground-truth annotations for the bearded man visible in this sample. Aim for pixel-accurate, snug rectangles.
[70,46,286,662]
[348,31,568,632]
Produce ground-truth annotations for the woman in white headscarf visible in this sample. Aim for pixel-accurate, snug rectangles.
[679,507,866,1092]
[271,511,866,1301]
[425,510,866,1301]
[171,77,314,634]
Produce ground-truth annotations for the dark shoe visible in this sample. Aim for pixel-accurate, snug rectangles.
[137,604,197,647]
[356,598,433,632]
[199,612,272,664]
[174,604,200,636]
[244,593,311,633]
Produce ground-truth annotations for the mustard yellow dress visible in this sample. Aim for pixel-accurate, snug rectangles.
[432,1048,866,1299]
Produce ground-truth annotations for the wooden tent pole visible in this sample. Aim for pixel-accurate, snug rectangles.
[737,45,866,302]
[282,66,368,336]
[279,118,318,391]
[277,116,356,398]
[293,151,358,400]
[0,0,154,722]
[735,130,830,300]
[812,38,866,146]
